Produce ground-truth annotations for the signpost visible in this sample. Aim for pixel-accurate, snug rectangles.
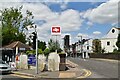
[51,26,61,53]
[51,26,61,35]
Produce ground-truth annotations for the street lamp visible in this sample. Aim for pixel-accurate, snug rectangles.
[77,35,83,58]
[31,25,38,74]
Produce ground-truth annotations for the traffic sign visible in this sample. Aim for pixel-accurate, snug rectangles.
[51,26,61,35]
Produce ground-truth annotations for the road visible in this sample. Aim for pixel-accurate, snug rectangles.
[68,57,119,78]
[0,73,35,80]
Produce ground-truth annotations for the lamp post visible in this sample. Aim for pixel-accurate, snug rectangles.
[35,25,38,74]
[32,25,38,74]
[78,35,83,58]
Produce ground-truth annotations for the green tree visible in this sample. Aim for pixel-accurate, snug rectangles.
[44,48,50,56]
[92,39,102,53]
[38,40,46,51]
[48,39,62,53]
[26,50,35,55]
[0,6,34,46]
[38,49,43,54]
[116,33,120,52]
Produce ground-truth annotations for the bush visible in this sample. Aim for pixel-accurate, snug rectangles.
[26,50,35,55]
[44,48,50,56]
[113,48,118,53]
[38,49,43,54]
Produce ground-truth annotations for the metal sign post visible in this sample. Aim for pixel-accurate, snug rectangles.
[36,33,38,74]
[51,26,61,53]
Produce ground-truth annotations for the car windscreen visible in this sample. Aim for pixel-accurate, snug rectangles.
[0,60,6,64]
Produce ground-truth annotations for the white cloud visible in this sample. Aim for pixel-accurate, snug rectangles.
[60,3,67,10]
[81,0,119,24]
[87,21,93,26]
[93,31,101,35]
[0,0,22,2]
[0,2,83,42]
[77,33,90,39]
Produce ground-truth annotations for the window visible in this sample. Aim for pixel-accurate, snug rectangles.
[112,29,115,33]
[87,46,89,50]
[107,41,110,46]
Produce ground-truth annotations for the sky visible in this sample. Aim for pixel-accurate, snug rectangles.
[0,0,119,45]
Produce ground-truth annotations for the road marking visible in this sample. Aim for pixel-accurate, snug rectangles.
[77,69,92,78]
[10,74,34,78]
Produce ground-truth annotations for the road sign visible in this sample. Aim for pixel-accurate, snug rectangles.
[28,54,36,66]
[51,26,61,35]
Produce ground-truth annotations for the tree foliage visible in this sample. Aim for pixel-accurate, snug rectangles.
[38,49,43,54]
[92,39,102,53]
[48,39,62,53]
[0,6,34,46]
[116,33,120,51]
[44,48,50,56]
[38,40,46,51]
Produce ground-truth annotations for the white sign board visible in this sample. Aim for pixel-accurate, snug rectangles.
[51,26,61,35]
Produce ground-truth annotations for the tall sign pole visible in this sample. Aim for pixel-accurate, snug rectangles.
[51,26,61,53]
[34,25,38,74]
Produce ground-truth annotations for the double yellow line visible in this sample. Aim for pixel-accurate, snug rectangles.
[77,69,92,78]
[10,74,34,78]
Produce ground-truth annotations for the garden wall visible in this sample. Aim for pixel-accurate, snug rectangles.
[90,53,120,60]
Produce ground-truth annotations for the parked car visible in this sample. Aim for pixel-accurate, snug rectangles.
[0,60,12,74]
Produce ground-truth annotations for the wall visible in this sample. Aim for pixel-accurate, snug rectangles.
[90,53,120,60]
[100,27,119,53]
[101,38,117,52]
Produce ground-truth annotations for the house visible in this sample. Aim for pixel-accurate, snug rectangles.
[69,38,93,58]
[100,27,119,53]
[1,41,32,63]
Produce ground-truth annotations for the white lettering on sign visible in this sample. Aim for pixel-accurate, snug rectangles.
[51,26,61,35]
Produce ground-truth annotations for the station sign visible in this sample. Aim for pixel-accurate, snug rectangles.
[51,26,61,35]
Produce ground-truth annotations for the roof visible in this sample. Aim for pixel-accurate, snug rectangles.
[3,41,32,50]
[101,27,119,39]
[115,27,120,30]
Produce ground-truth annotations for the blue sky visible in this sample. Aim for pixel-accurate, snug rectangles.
[47,1,118,40]
[0,0,119,44]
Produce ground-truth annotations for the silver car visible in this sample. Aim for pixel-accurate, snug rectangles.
[0,60,11,74]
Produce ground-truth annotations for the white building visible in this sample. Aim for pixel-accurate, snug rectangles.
[100,27,119,53]
[75,39,93,53]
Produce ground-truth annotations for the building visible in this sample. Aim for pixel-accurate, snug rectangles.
[100,27,119,53]
[1,41,32,63]
[69,38,93,57]
[64,35,70,52]
[74,38,93,53]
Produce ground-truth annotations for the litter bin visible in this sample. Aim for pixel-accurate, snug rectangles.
[59,54,66,71]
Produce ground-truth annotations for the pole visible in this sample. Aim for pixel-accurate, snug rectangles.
[80,36,83,58]
[81,36,84,59]
[35,26,38,74]
[56,35,57,53]
[76,43,77,58]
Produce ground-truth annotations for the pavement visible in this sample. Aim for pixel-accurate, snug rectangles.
[11,59,91,79]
